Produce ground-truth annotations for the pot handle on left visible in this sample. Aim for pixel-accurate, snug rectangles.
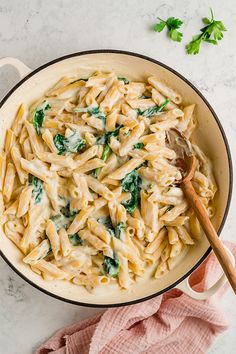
[0,57,32,79]
[175,245,235,300]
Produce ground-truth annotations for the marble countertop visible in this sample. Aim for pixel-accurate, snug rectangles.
[0,0,235,353]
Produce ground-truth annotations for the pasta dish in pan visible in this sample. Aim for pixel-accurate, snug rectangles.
[0,71,217,291]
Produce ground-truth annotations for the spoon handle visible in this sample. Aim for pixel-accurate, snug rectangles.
[182,179,236,294]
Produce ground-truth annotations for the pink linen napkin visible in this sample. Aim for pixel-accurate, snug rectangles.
[36,242,236,354]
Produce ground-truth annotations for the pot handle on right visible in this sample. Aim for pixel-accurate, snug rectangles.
[0,57,32,79]
[176,245,235,300]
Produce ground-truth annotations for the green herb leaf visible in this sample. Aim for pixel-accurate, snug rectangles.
[97,217,115,236]
[28,174,44,204]
[136,99,170,117]
[158,99,171,111]
[93,126,123,177]
[115,222,125,239]
[186,9,226,55]
[202,17,211,25]
[153,20,166,32]
[93,144,110,178]
[122,170,142,214]
[154,17,183,42]
[96,125,123,145]
[53,134,67,154]
[54,131,86,155]
[169,28,183,42]
[118,77,129,84]
[101,144,111,160]
[203,38,218,44]
[165,205,174,213]
[97,217,125,239]
[35,239,52,261]
[33,100,51,135]
[51,202,77,231]
[123,131,130,136]
[133,142,144,150]
[69,233,83,246]
[166,17,183,29]
[103,253,120,278]
[60,203,77,218]
[50,214,72,231]
[75,106,106,125]
[186,35,202,54]
[88,107,106,125]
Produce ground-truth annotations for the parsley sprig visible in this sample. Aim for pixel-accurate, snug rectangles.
[186,8,227,55]
[154,17,183,42]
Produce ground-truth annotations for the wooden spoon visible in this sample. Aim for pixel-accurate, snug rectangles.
[168,128,236,294]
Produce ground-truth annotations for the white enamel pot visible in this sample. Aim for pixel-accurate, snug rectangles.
[0,51,234,307]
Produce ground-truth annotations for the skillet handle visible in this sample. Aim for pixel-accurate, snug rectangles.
[0,57,32,79]
[175,245,235,300]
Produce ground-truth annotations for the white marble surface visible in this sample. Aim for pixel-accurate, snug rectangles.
[0,1,235,353]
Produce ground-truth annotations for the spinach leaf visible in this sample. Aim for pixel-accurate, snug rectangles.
[122,170,142,214]
[98,217,125,239]
[115,222,125,239]
[98,217,115,236]
[38,238,52,259]
[165,205,174,213]
[50,214,74,231]
[88,107,106,124]
[75,106,106,125]
[51,202,77,231]
[69,233,83,246]
[136,99,170,117]
[101,144,110,161]
[103,253,120,278]
[96,125,123,145]
[33,100,51,135]
[51,215,67,231]
[123,131,130,137]
[92,144,110,178]
[60,203,77,218]
[118,77,129,84]
[28,174,44,204]
[54,130,86,155]
[53,134,66,154]
[133,142,144,149]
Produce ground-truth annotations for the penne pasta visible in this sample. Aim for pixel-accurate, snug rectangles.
[5,129,16,153]
[175,226,195,245]
[12,104,26,136]
[0,153,7,191]
[148,77,182,104]
[109,158,144,180]
[17,186,33,218]
[59,228,72,257]
[3,163,16,203]
[67,207,94,234]
[119,120,145,156]
[46,219,61,260]
[86,175,114,200]
[11,146,28,184]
